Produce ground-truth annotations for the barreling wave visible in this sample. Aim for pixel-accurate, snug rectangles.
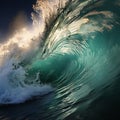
[0,0,120,119]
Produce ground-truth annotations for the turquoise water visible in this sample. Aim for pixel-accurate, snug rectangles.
[0,0,120,119]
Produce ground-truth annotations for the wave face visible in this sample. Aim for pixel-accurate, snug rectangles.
[0,0,120,119]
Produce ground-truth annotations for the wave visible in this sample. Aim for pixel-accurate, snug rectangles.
[0,0,120,118]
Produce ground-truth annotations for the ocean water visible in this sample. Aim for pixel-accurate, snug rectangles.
[0,0,120,119]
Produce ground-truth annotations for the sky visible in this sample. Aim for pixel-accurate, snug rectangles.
[0,0,36,39]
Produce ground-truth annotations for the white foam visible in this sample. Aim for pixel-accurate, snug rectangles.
[0,59,53,104]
